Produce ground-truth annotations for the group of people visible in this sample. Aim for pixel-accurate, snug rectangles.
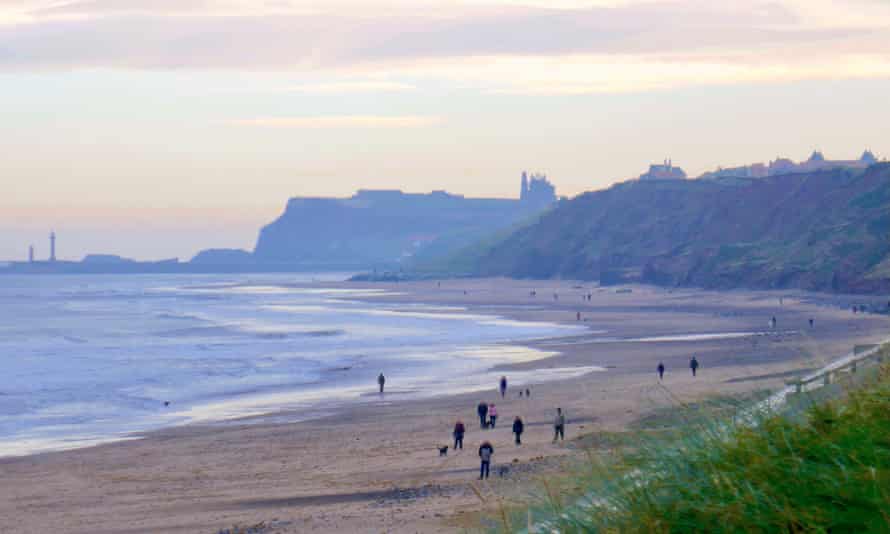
[468,407,566,479]
[381,355,705,482]
[379,356,703,480]
[656,356,700,380]
[450,378,567,479]
[476,401,499,428]
[378,373,562,478]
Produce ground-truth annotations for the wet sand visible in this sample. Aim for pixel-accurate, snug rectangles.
[2,279,888,533]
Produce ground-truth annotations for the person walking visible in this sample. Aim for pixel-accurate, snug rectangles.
[488,403,498,428]
[690,356,699,377]
[477,402,489,428]
[453,420,465,450]
[478,441,494,479]
[657,362,665,380]
[553,408,566,442]
[377,373,385,394]
[512,416,524,445]
[499,375,508,398]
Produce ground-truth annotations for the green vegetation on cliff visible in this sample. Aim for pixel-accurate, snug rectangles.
[447,164,890,293]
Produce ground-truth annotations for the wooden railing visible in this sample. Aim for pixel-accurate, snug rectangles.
[786,343,886,394]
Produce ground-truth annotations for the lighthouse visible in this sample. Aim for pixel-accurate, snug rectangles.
[50,231,56,262]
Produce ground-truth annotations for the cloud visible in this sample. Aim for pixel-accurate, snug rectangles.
[283,81,417,94]
[0,1,888,92]
[229,115,442,128]
[374,52,890,95]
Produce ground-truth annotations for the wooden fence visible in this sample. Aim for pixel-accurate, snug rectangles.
[786,343,887,394]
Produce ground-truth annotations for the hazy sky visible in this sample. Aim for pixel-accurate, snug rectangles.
[2,0,890,260]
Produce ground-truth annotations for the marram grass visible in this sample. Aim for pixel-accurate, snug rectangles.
[504,365,890,533]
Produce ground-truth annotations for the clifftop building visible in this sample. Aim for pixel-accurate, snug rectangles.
[520,171,557,207]
[701,150,881,180]
[639,159,687,181]
[776,150,879,175]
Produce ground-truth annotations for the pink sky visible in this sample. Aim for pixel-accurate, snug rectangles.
[1,0,889,259]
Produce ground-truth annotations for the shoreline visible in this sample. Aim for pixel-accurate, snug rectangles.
[2,278,888,533]
[0,293,589,460]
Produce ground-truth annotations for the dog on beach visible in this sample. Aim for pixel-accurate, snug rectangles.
[438,445,449,457]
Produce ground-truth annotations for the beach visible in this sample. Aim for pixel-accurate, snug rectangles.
[2,278,888,533]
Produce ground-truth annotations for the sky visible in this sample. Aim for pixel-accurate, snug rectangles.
[2,0,890,260]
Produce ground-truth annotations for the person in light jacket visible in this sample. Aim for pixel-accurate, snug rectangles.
[488,403,498,428]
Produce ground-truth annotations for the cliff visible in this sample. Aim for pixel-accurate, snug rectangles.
[190,248,254,265]
[253,189,554,267]
[443,164,890,293]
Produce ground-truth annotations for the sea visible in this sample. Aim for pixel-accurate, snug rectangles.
[0,273,592,457]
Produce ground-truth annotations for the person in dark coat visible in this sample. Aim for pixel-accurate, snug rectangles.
[690,357,699,377]
[499,376,507,398]
[657,362,665,380]
[553,408,566,442]
[512,416,525,445]
[453,420,465,450]
[478,441,494,479]
[377,373,385,394]
[477,402,489,428]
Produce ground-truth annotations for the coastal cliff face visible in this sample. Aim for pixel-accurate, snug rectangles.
[453,164,890,293]
[253,190,552,267]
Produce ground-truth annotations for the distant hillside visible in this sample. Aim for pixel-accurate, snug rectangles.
[190,248,254,265]
[444,164,890,293]
[253,187,555,267]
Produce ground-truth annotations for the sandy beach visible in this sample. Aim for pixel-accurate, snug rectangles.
[2,278,888,534]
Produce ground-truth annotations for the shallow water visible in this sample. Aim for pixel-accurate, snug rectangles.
[0,273,589,457]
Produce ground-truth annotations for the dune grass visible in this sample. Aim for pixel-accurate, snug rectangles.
[503,364,890,533]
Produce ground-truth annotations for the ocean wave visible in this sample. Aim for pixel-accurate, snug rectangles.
[155,311,212,322]
[253,328,345,339]
[156,325,346,340]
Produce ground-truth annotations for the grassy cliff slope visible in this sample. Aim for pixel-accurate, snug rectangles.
[453,164,890,293]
